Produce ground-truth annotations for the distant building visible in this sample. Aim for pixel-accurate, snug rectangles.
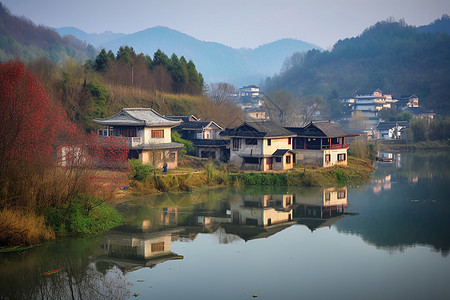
[375,121,409,140]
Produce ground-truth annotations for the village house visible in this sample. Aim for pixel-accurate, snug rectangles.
[220,121,296,171]
[286,121,357,167]
[166,115,229,161]
[375,121,409,140]
[93,108,184,169]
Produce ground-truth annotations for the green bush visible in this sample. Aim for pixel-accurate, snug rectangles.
[129,159,155,181]
[45,194,122,235]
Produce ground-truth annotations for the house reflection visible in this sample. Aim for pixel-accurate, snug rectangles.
[294,187,349,231]
[99,229,183,272]
[230,193,295,226]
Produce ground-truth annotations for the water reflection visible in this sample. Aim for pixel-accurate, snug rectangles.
[337,151,450,256]
[294,187,350,231]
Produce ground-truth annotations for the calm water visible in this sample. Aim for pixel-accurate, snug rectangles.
[1,151,450,300]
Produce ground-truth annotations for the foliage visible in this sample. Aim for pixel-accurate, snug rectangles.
[265,18,450,114]
[408,118,450,142]
[348,141,377,161]
[171,131,194,154]
[45,194,122,236]
[0,208,55,247]
[129,159,155,181]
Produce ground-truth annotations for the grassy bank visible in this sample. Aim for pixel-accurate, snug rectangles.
[0,194,122,251]
[129,156,374,195]
[376,139,450,151]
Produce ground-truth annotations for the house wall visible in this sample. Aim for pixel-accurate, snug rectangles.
[143,127,172,144]
[197,147,221,161]
[262,138,292,155]
[293,148,348,167]
[140,234,172,259]
[141,149,178,169]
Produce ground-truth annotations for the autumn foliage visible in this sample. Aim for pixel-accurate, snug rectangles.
[0,61,129,246]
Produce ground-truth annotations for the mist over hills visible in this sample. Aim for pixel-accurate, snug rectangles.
[55,26,321,86]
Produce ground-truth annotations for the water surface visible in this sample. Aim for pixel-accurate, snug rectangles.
[1,151,449,299]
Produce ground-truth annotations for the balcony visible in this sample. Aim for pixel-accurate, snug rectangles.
[126,137,143,148]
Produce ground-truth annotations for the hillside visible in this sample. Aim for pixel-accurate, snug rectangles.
[55,26,321,86]
[265,18,450,114]
[0,4,95,63]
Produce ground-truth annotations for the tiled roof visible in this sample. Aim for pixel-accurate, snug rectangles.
[405,107,434,115]
[272,149,293,156]
[286,121,357,138]
[176,121,222,131]
[376,121,409,130]
[94,108,181,127]
[165,115,199,122]
[221,121,295,138]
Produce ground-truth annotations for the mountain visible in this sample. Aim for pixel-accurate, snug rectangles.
[54,27,126,47]
[56,26,321,86]
[0,4,95,63]
[418,14,450,34]
[265,19,450,114]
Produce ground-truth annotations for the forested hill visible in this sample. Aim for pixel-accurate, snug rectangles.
[55,26,320,86]
[0,3,95,62]
[265,17,450,114]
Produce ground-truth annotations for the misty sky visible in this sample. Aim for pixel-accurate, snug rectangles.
[3,0,449,49]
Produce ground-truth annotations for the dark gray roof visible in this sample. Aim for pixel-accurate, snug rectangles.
[376,121,409,130]
[221,121,296,138]
[286,121,357,138]
[175,121,222,131]
[405,107,435,115]
[165,115,199,122]
[272,149,294,156]
[191,139,229,147]
[136,142,184,150]
[94,108,181,127]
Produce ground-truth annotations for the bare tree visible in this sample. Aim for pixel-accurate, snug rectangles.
[207,82,237,105]
[263,90,295,125]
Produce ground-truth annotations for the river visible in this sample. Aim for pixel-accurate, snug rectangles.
[1,150,449,300]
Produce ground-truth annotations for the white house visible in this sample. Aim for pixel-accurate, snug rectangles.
[94,108,184,169]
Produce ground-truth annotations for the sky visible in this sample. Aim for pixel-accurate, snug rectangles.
[3,0,450,49]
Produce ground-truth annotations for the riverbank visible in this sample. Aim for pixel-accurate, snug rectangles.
[1,156,374,251]
[129,156,374,196]
[376,139,450,151]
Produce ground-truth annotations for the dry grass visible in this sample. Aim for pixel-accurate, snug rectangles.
[0,208,55,248]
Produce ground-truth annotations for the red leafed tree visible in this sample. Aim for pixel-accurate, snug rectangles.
[0,61,64,167]
[0,61,129,210]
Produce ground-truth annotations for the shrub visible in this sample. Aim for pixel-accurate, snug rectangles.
[0,208,55,247]
[129,159,155,181]
[45,194,122,236]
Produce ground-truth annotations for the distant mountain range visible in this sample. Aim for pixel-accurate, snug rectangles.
[55,26,321,87]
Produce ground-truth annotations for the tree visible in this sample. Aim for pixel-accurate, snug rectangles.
[263,89,295,125]
[208,82,236,105]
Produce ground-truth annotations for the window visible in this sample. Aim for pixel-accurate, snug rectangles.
[337,153,346,161]
[288,138,291,145]
[244,157,259,164]
[233,138,240,151]
[325,154,331,163]
[151,242,164,252]
[246,138,257,145]
[275,157,282,163]
[267,139,272,146]
[325,192,331,201]
[169,152,176,161]
[286,155,291,164]
[337,190,346,199]
[152,129,164,138]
